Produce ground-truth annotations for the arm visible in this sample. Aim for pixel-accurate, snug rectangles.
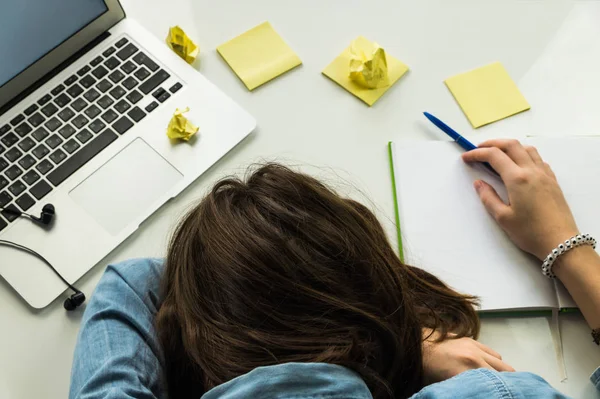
[462,139,600,331]
[69,258,166,399]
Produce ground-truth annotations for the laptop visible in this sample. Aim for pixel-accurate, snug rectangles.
[0,0,256,309]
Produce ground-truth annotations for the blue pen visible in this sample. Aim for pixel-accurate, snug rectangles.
[423,112,499,176]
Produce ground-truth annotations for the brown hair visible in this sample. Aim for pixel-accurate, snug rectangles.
[156,163,479,399]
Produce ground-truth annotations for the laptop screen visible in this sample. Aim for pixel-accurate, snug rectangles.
[0,0,108,88]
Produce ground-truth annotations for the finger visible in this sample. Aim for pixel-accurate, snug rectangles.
[484,354,515,372]
[544,162,557,181]
[525,146,543,166]
[477,139,534,166]
[473,180,511,223]
[462,147,519,177]
[474,341,502,360]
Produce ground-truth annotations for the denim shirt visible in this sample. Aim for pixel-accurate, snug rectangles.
[69,259,591,399]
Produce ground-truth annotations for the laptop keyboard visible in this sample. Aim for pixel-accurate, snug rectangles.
[0,37,183,232]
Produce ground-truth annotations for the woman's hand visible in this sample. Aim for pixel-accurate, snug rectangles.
[462,139,579,260]
[422,329,514,385]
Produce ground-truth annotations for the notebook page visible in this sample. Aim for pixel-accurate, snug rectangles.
[392,141,557,311]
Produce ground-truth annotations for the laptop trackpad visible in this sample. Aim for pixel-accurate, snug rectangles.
[70,138,184,235]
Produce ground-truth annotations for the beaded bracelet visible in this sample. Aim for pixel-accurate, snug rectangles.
[541,234,597,279]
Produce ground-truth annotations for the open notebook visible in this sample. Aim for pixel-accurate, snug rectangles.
[389,137,600,312]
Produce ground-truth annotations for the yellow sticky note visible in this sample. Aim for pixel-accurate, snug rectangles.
[217,22,302,91]
[445,62,530,128]
[322,36,409,106]
[167,107,199,141]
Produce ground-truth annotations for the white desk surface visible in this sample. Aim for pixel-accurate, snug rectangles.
[2,1,599,398]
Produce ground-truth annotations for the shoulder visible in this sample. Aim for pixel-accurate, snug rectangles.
[411,369,570,399]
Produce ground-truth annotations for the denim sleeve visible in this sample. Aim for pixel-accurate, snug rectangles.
[591,367,600,390]
[69,258,166,399]
[410,369,572,399]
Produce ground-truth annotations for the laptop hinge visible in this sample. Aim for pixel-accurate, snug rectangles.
[0,31,111,117]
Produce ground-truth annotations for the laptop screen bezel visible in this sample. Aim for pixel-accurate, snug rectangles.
[0,0,125,112]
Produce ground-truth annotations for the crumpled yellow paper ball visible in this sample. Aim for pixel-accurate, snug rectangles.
[166,26,199,64]
[166,107,199,141]
[348,39,389,89]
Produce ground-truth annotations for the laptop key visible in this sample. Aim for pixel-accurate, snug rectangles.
[122,77,138,90]
[8,181,26,197]
[89,119,106,134]
[169,82,183,93]
[116,43,138,61]
[145,101,158,113]
[32,144,50,159]
[2,204,19,222]
[1,133,18,148]
[96,79,113,93]
[5,165,23,180]
[84,104,101,119]
[0,217,6,231]
[0,144,4,155]
[104,56,121,70]
[90,56,103,67]
[15,122,33,137]
[127,107,146,122]
[47,129,118,186]
[158,92,171,103]
[32,127,50,142]
[72,115,89,129]
[126,90,143,104]
[133,52,159,72]
[102,47,116,57]
[62,139,81,154]
[109,86,126,100]
[76,129,93,144]
[54,93,71,107]
[113,116,134,135]
[115,38,129,48]
[44,117,62,132]
[108,70,125,83]
[80,75,97,89]
[71,98,88,112]
[101,110,118,124]
[64,74,78,86]
[0,158,8,172]
[121,61,136,74]
[37,94,52,106]
[0,125,9,136]
[114,100,131,114]
[49,149,67,164]
[24,104,39,116]
[152,88,165,99]
[92,65,109,79]
[97,95,114,109]
[5,148,22,163]
[134,67,150,81]
[0,176,7,190]
[16,193,35,212]
[18,137,36,152]
[10,115,25,126]
[139,69,170,94]
[58,124,76,139]
[84,88,100,102]
[41,103,59,117]
[18,155,36,170]
[66,83,84,98]
[77,65,91,76]
[58,108,75,122]
[0,191,11,207]
[45,134,63,149]
[35,160,54,175]
[27,112,46,128]
[22,170,40,186]
[51,84,65,96]
[30,179,52,199]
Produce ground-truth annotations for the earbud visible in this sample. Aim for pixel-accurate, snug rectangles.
[0,203,55,226]
[64,292,86,311]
